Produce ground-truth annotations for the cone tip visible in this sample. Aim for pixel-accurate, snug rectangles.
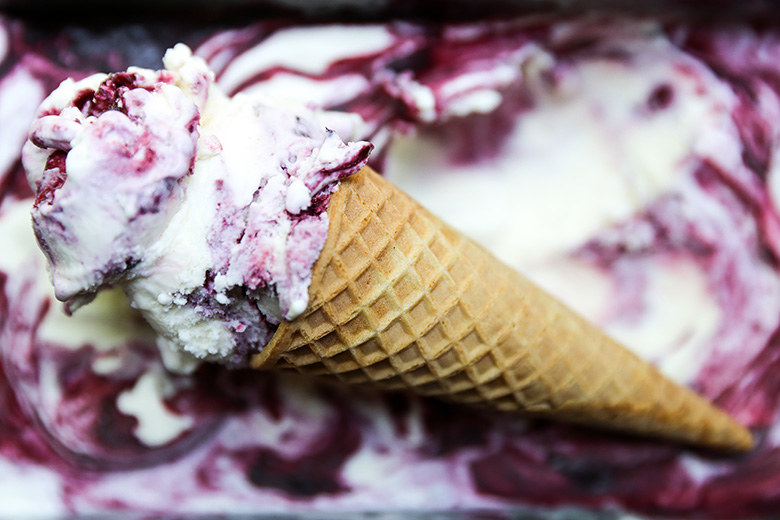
[724,424,755,453]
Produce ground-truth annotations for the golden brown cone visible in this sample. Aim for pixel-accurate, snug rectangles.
[251,167,753,451]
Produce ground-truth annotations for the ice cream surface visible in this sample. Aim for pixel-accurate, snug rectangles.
[3,12,780,519]
[22,44,372,370]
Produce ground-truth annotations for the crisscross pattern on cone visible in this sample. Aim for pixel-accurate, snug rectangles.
[252,167,753,451]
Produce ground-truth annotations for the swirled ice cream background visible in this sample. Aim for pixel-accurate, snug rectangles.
[2,14,780,518]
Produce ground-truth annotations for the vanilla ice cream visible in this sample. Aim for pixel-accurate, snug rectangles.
[23,44,371,371]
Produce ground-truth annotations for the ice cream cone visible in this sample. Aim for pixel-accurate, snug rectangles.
[251,167,753,451]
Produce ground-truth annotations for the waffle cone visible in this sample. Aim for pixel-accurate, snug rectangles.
[251,167,752,451]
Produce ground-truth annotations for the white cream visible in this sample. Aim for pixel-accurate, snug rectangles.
[217,26,395,94]
[116,368,193,447]
[240,73,371,109]
[606,258,721,385]
[523,257,616,325]
[38,289,149,351]
[0,199,41,274]
[0,459,66,518]
[385,39,739,267]
[0,67,45,188]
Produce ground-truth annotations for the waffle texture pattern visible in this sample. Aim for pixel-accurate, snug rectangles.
[252,168,752,451]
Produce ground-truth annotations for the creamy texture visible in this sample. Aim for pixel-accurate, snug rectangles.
[385,35,737,265]
[0,67,44,190]
[3,14,780,520]
[22,44,371,370]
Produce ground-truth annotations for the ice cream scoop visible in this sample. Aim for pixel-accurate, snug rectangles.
[23,45,753,451]
[23,44,372,370]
